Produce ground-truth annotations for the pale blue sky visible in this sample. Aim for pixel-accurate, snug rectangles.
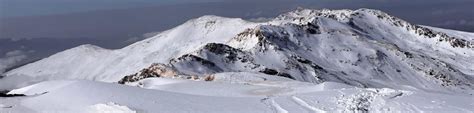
[2,0,471,18]
[1,0,472,23]
[0,0,175,18]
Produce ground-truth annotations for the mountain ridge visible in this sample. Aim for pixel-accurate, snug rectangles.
[1,8,473,94]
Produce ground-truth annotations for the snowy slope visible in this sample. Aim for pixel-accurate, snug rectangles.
[1,8,474,112]
[2,75,473,113]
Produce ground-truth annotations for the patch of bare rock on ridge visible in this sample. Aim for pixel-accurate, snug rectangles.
[118,63,216,84]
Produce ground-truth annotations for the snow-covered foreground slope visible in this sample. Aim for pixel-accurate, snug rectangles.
[1,8,474,112]
[1,73,473,113]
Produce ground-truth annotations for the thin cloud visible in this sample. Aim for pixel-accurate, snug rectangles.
[0,50,29,74]
[247,17,273,22]
[437,20,474,26]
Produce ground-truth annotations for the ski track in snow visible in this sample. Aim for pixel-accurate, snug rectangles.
[402,102,423,112]
[261,97,288,113]
[291,96,327,113]
[270,98,288,113]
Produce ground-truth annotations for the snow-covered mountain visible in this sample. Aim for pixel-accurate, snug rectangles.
[2,8,473,92]
[1,8,473,112]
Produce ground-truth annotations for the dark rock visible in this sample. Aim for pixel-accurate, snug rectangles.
[176,54,217,67]
[305,22,320,34]
[403,52,413,58]
[260,68,278,75]
[277,73,295,80]
[0,90,25,97]
[396,69,401,72]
